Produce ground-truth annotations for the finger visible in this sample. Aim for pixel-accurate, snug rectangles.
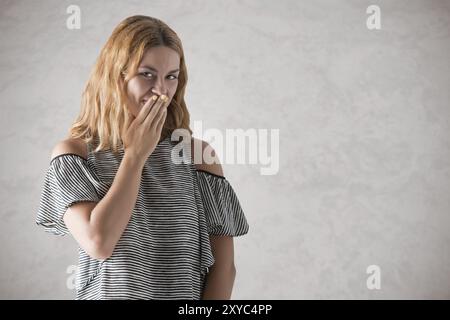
[155,104,168,133]
[136,95,158,125]
[126,110,136,128]
[144,94,168,128]
[150,98,167,131]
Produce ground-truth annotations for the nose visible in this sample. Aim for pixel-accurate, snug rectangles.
[151,88,169,98]
[151,80,167,97]
[151,88,162,95]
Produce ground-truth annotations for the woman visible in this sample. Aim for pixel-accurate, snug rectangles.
[36,15,249,300]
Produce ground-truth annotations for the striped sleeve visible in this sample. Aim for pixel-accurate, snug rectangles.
[196,170,249,236]
[36,154,101,236]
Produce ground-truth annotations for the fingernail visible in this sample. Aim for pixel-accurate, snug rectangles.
[151,95,158,101]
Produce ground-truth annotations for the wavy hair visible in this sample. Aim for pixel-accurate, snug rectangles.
[68,15,192,153]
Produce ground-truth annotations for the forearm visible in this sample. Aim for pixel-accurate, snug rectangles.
[202,264,236,300]
[89,154,144,255]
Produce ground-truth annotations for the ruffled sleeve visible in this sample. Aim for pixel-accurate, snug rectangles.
[196,170,249,236]
[36,154,102,236]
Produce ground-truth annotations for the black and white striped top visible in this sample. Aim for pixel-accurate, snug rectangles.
[36,135,249,300]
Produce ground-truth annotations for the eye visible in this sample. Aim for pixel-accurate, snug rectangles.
[141,72,153,79]
[140,72,178,80]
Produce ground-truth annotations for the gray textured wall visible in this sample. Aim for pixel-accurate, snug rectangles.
[1,0,449,299]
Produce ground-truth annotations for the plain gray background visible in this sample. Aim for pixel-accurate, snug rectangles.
[1,0,449,299]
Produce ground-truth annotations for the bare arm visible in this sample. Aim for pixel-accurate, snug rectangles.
[77,154,143,259]
[57,94,168,260]
[53,139,144,260]
[202,235,236,299]
[191,138,237,299]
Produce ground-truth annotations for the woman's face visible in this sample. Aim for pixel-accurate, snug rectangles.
[125,46,180,118]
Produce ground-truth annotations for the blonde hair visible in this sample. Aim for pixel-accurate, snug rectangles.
[68,15,192,153]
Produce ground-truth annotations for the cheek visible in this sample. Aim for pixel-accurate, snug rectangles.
[125,82,140,116]
[168,83,178,100]
[127,78,147,100]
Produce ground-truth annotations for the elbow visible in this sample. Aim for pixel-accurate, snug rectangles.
[230,263,236,276]
[86,233,113,261]
[210,261,236,277]
[223,262,236,277]
[220,262,236,279]
[88,246,112,261]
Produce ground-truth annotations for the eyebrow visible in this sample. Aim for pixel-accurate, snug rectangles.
[139,65,180,73]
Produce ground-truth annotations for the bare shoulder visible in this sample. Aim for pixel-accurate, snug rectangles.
[191,138,224,177]
[51,137,88,161]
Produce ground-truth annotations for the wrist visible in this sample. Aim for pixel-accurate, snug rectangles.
[123,152,145,170]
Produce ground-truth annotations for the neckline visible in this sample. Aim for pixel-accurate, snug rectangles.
[49,153,88,165]
[49,136,179,166]
[86,135,175,156]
